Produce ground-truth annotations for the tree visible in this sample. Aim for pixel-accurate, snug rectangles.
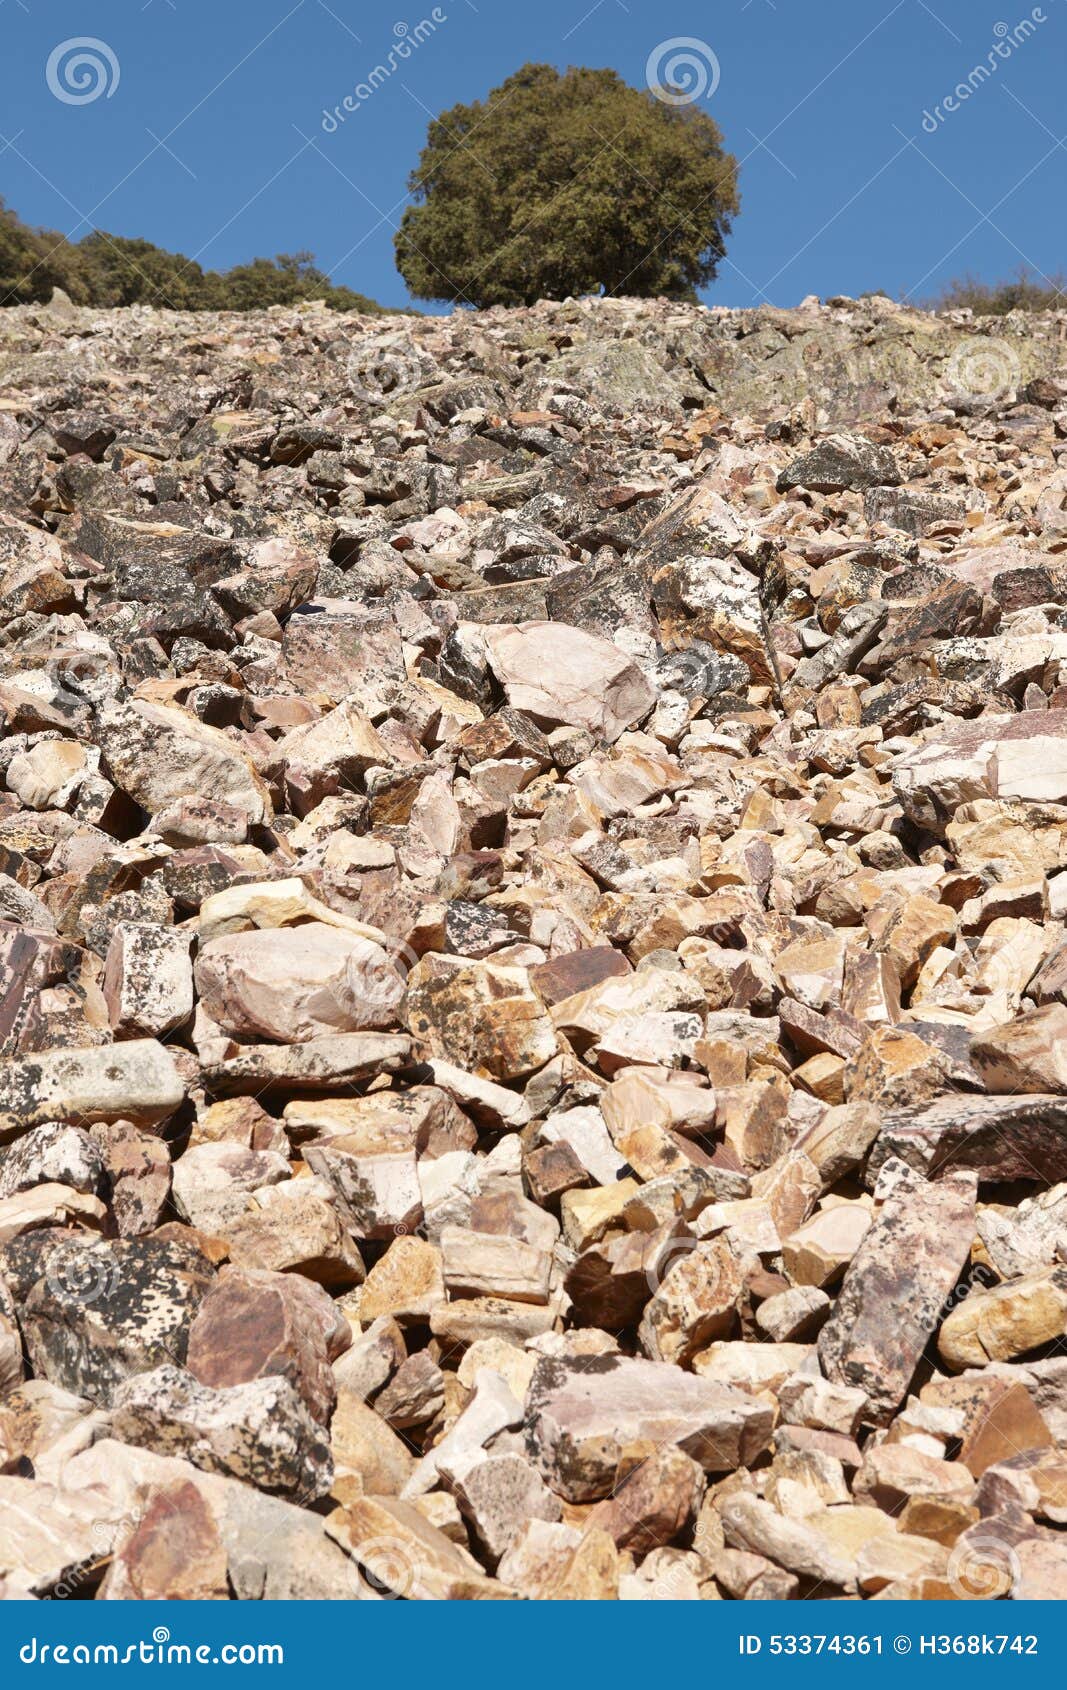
[0,194,392,314]
[0,197,84,305]
[74,232,208,310]
[203,252,386,314]
[394,63,739,308]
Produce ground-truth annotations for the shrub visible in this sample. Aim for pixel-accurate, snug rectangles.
[927,268,1067,315]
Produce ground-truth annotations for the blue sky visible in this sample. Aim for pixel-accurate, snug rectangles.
[1,0,1064,311]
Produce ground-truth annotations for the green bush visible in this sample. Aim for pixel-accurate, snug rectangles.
[395,63,740,308]
[0,197,389,313]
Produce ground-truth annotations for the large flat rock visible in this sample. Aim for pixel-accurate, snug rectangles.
[524,1352,774,1502]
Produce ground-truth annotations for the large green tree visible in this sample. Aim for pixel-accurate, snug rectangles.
[395,63,740,308]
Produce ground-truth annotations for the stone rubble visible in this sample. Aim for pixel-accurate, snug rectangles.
[1,286,1067,1598]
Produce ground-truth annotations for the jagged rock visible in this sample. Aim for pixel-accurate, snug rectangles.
[404,1369,524,1498]
[939,1267,1067,1370]
[922,1375,1053,1477]
[99,1479,230,1601]
[374,1349,444,1428]
[303,1143,420,1242]
[638,1238,744,1364]
[894,713,1067,831]
[971,1005,1067,1094]
[102,923,193,1037]
[978,1186,1067,1280]
[525,1352,774,1501]
[90,1121,171,1236]
[497,1518,619,1599]
[0,1040,184,1141]
[111,1364,332,1498]
[16,1235,214,1404]
[0,1380,104,1476]
[202,1032,410,1095]
[481,621,655,742]
[0,1183,107,1244]
[325,1494,512,1599]
[853,1445,976,1515]
[756,1285,831,1342]
[869,1094,1067,1184]
[585,1444,705,1551]
[719,1492,858,1589]
[564,1220,686,1329]
[331,1392,415,1495]
[185,1265,349,1425]
[358,1235,445,1322]
[0,1475,127,1595]
[405,953,557,1080]
[818,1163,977,1424]
[777,433,902,493]
[0,1123,105,1199]
[57,1437,365,1598]
[170,1140,291,1234]
[782,1202,871,1288]
[440,1450,562,1568]
[195,923,402,1043]
[225,1179,365,1287]
[196,877,387,945]
[96,698,272,825]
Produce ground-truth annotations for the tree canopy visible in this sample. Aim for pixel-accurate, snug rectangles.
[394,62,740,308]
[0,198,389,314]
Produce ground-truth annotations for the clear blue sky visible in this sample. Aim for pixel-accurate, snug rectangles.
[1,0,1064,311]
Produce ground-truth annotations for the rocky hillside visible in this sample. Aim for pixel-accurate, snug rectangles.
[1,289,1067,1600]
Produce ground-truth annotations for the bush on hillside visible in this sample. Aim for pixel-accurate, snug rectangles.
[928,268,1067,315]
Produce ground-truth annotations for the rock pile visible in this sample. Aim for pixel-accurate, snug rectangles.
[1,287,1067,1598]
